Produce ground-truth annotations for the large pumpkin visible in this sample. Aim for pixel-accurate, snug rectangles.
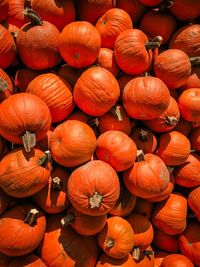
[0,93,52,152]
[96,253,136,267]
[50,120,97,167]
[27,73,74,123]
[67,160,120,216]
[8,254,47,267]
[0,68,14,103]
[0,204,46,256]
[59,21,101,68]
[74,67,120,116]
[188,186,200,221]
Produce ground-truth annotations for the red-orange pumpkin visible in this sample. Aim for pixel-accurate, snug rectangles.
[153,228,179,252]
[0,68,14,103]
[67,160,120,216]
[50,120,97,167]
[188,186,200,221]
[7,0,29,27]
[173,118,192,136]
[161,254,194,267]
[59,21,101,68]
[169,0,200,21]
[123,76,170,120]
[132,246,155,266]
[2,22,19,39]
[181,74,200,91]
[0,0,8,22]
[95,8,132,49]
[96,48,119,76]
[0,204,46,256]
[58,64,83,88]
[8,254,47,267]
[74,67,120,116]
[97,216,134,259]
[0,188,12,215]
[66,110,89,123]
[154,251,168,267]
[134,198,154,220]
[96,253,136,267]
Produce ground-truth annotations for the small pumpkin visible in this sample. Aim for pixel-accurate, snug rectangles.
[96,48,119,76]
[8,254,47,267]
[96,253,136,267]
[153,228,179,253]
[169,0,200,21]
[161,254,194,267]
[181,74,200,91]
[66,110,89,123]
[97,216,134,259]
[188,186,200,221]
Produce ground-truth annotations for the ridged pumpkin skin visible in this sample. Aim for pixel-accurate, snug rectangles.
[38,214,100,267]
[0,188,12,215]
[123,76,170,120]
[188,186,200,221]
[8,254,47,267]
[0,68,14,103]
[98,216,134,259]
[17,21,61,70]
[156,131,191,166]
[59,21,101,68]
[95,8,133,49]
[0,24,16,69]
[0,204,46,256]
[0,147,51,198]
[7,0,28,27]
[153,228,179,253]
[68,160,120,216]
[123,153,169,199]
[154,49,191,89]
[74,67,120,116]
[27,73,74,123]
[50,120,97,167]
[96,48,119,76]
[169,0,200,21]
[31,0,75,31]
[96,253,136,267]
[152,193,187,235]
[161,254,194,267]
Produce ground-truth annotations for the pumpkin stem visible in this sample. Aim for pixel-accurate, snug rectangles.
[24,208,39,226]
[88,117,100,128]
[145,36,163,50]
[38,150,51,166]
[22,130,36,152]
[89,192,103,209]
[165,116,179,126]
[132,247,141,261]
[136,150,145,162]
[24,0,32,9]
[0,79,8,92]
[106,237,115,248]
[110,106,123,121]
[23,7,43,26]
[61,213,75,226]
[190,57,200,66]
[159,0,174,11]
[144,249,154,255]
[139,129,149,142]
[51,177,62,191]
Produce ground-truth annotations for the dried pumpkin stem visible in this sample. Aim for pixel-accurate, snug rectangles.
[165,116,178,126]
[110,106,123,121]
[190,57,200,66]
[38,150,51,166]
[24,208,39,226]
[145,36,163,50]
[22,130,36,152]
[0,79,8,91]
[89,192,103,209]
[23,7,43,26]
[132,247,141,261]
[136,150,145,162]
[106,237,115,248]
[51,177,62,191]
[61,213,75,227]
[139,129,149,142]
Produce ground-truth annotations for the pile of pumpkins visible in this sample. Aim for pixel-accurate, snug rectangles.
[0,0,200,266]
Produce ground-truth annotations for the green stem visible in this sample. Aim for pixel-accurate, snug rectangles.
[145,36,163,50]
[23,7,43,26]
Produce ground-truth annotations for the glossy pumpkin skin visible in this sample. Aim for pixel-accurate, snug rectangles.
[74,67,120,116]
[27,73,74,123]
[50,120,97,167]
[0,24,16,69]
[58,64,83,88]
[156,131,191,166]
[154,49,191,89]
[32,166,69,214]
[96,253,136,267]
[161,254,194,267]
[96,48,119,76]
[0,147,51,198]
[114,29,153,75]
[38,214,100,267]
[153,228,179,253]
[97,216,134,259]
[0,204,46,256]
[67,160,120,216]
[152,193,187,235]
[95,8,132,49]
[0,188,12,215]
[169,0,200,21]
[123,76,170,120]
[17,21,61,70]
[0,93,52,145]
[188,186,200,221]
[173,118,192,137]
[143,97,180,133]
[59,21,101,68]
[123,153,169,199]
[8,254,47,267]
[0,68,14,103]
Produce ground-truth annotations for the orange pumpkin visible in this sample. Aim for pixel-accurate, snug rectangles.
[132,246,154,266]
[181,74,200,91]
[96,253,136,267]
[96,48,119,76]
[8,254,47,267]
[153,228,179,252]
[161,254,194,267]
[0,0,8,22]
[188,186,200,221]
[173,118,192,136]
[154,251,168,267]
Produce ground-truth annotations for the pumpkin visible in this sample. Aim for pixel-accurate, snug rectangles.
[99,105,132,135]
[173,153,200,188]
[178,88,200,122]
[96,48,119,76]
[59,21,101,68]
[32,165,69,214]
[8,254,47,267]
[0,24,16,69]
[169,0,200,21]
[95,8,132,49]
[156,131,191,166]
[143,97,180,133]
[0,68,14,103]
[36,127,54,151]
[96,253,136,267]
[131,127,157,154]
[0,188,12,215]
[161,254,194,267]
[181,74,200,91]
[66,110,89,123]
[123,76,170,120]
[61,206,107,236]
[132,246,154,266]
[188,186,200,221]
[123,151,169,199]
[0,93,52,152]
[2,21,20,38]
[7,0,31,27]
[16,10,61,70]
[97,216,134,259]
[50,120,97,167]
[152,193,187,235]
[27,73,74,123]
[138,0,163,6]
[0,0,8,22]
[140,9,177,44]
[153,228,179,252]
[38,214,100,267]
[67,160,120,216]
[154,251,168,267]
[134,198,154,220]
[117,73,135,101]
[192,65,200,78]
[74,67,120,116]
[0,204,46,256]
[96,130,137,171]
[31,0,75,31]
[58,64,83,88]
[173,118,192,137]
